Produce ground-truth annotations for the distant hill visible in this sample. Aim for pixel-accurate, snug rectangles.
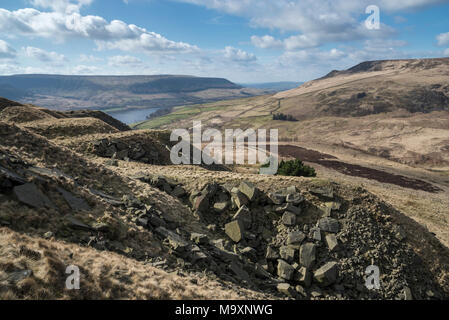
[0,74,268,111]
[275,58,449,117]
[239,82,303,92]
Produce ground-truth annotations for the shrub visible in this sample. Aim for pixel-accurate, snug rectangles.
[263,159,316,177]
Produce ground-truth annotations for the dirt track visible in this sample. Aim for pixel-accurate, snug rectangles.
[279,145,442,193]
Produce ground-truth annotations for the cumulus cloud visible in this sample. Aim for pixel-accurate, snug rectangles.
[79,54,102,62]
[180,0,445,49]
[0,40,17,59]
[223,46,257,62]
[437,32,449,46]
[251,35,283,49]
[24,46,68,65]
[29,0,93,14]
[108,55,143,66]
[0,7,198,54]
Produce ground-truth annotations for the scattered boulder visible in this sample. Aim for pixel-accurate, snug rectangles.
[281,212,296,226]
[57,187,91,212]
[286,193,304,205]
[310,186,334,198]
[313,261,338,287]
[267,192,285,205]
[287,231,306,245]
[266,246,280,260]
[239,181,258,202]
[225,220,245,243]
[325,234,338,252]
[279,246,296,263]
[233,205,252,229]
[277,283,295,297]
[296,266,312,288]
[277,259,295,281]
[231,189,249,208]
[13,183,55,209]
[300,243,316,269]
[318,217,340,233]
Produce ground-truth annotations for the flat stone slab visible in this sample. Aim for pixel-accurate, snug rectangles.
[282,211,296,226]
[314,261,338,287]
[66,216,93,231]
[57,187,91,212]
[13,183,55,209]
[287,231,306,245]
[225,219,245,243]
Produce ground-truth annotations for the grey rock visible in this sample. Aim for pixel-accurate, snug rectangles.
[57,187,91,212]
[66,216,93,231]
[266,246,280,260]
[286,186,297,195]
[148,214,167,228]
[295,285,307,297]
[225,219,244,243]
[287,231,306,245]
[0,166,26,184]
[325,234,339,252]
[279,246,296,263]
[267,192,285,205]
[13,183,55,209]
[310,227,322,241]
[296,266,312,288]
[314,261,338,286]
[277,283,295,297]
[232,190,249,208]
[286,193,304,205]
[310,186,334,198]
[277,259,295,280]
[318,217,340,233]
[239,181,257,202]
[233,205,252,229]
[300,243,316,269]
[281,211,296,226]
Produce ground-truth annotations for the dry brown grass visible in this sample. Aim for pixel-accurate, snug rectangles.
[0,228,274,300]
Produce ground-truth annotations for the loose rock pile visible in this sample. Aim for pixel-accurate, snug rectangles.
[92,138,165,164]
[137,177,446,300]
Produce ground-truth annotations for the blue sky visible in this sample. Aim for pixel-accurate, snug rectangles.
[0,0,448,82]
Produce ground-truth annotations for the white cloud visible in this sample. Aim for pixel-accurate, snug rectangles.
[437,32,449,46]
[29,0,93,14]
[251,35,283,49]
[79,54,102,62]
[444,48,449,56]
[223,46,257,62]
[0,40,17,59]
[72,64,99,74]
[108,55,143,66]
[24,46,68,65]
[0,7,198,54]
[180,0,446,49]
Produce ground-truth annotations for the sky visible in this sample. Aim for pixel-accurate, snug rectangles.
[0,0,449,83]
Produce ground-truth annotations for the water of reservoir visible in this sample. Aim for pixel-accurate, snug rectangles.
[106,107,160,125]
